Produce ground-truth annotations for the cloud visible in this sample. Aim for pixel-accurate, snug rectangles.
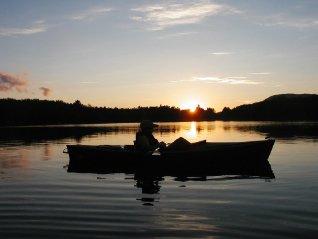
[0,72,28,92]
[0,6,113,37]
[39,87,51,97]
[157,31,197,39]
[171,76,261,85]
[131,1,240,30]
[80,81,98,84]
[226,76,247,79]
[194,77,261,85]
[249,72,271,75]
[70,7,112,21]
[260,14,318,29]
[210,52,234,55]
[0,21,48,37]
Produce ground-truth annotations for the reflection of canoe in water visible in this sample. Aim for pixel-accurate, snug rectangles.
[66,139,275,178]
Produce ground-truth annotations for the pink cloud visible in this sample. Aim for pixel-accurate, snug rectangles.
[0,72,28,92]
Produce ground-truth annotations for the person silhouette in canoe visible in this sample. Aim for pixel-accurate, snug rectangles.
[134,120,192,152]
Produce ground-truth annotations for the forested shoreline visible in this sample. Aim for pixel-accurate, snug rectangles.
[1,94,317,126]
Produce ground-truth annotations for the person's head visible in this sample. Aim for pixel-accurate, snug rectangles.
[139,120,158,133]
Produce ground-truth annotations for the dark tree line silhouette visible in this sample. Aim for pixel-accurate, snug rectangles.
[0,94,317,126]
[0,98,216,125]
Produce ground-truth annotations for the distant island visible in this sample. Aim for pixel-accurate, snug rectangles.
[0,94,317,126]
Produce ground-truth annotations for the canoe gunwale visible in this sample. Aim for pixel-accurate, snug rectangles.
[66,139,275,154]
[66,139,275,162]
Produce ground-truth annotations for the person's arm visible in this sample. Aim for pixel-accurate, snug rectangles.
[149,135,163,151]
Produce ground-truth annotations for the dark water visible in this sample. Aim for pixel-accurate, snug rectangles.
[0,122,318,238]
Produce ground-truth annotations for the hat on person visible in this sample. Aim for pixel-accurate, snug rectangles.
[140,120,158,129]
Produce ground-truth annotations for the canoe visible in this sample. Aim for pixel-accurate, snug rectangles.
[66,139,275,178]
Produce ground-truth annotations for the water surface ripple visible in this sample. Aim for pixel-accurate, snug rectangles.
[0,122,318,238]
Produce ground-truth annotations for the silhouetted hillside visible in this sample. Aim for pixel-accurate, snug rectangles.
[218,94,318,121]
[0,94,317,125]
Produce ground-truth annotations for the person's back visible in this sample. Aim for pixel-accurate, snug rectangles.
[135,129,159,152]
[134,120,159,152]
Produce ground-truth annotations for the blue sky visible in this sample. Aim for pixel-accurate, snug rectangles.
[0,0,317,110]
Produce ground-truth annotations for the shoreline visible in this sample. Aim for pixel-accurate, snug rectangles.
[1,120,318,128]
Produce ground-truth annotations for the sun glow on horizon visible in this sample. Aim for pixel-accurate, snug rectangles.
[180,100,207,112]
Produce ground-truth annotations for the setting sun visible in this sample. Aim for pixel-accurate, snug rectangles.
[180,100,206,113]
[180,101,198,112]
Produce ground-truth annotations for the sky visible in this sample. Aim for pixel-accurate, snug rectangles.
[0,0,317,111]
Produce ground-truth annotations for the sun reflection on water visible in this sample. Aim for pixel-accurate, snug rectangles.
[185,122,198,139]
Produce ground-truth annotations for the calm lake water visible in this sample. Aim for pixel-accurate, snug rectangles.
[0,121,318,238]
